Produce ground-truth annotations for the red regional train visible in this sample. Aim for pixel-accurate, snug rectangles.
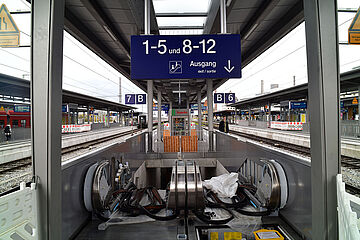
[0,110,31,128]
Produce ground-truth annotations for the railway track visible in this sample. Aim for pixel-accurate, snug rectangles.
[0,128,143,193]
[61,128,143,154]
[224,127,360,195]
[0,157,32,174]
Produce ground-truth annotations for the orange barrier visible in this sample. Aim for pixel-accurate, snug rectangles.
[190,129,197,136]
[163,129,171,137]
[164,136,180,152]
[181,136,198,152]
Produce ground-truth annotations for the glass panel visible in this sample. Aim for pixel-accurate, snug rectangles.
[153,0,211,14]
[157,17,206,27]
[338,0,359,10]
[0,0,32,194]
[338,0,360,198]
[160,29,204,35]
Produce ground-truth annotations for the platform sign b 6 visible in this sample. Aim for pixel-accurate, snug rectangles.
[225,93,235,103]
[214,93,224,103]
[214,93,235,104]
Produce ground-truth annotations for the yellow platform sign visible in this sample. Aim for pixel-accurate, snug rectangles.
[352,97,358,105]
[0,4,20,47]
[349,7,360,44]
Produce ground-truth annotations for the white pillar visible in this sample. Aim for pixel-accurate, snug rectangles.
[32,0,64,238]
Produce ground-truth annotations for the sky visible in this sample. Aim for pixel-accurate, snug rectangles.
[217,1,360,103]
[0,0,359,112]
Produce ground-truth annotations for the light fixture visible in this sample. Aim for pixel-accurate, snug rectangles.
[103,25,117,41]
[244,23,258,40]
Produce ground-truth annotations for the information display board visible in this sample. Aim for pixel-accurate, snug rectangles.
[131,34,241,80]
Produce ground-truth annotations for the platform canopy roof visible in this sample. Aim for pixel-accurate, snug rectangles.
[0,73,135,112]
[64,0,304,107]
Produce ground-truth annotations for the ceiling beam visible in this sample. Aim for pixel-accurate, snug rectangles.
[81,0,130,58]
[241,0,304,68]
[240,0,280,40]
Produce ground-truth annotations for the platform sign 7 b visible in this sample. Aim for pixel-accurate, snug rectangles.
[136,94,146,104]
[225,93,235,103]
[125,94,135,104]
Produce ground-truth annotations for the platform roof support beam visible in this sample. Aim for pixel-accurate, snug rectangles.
[31,0,65,238]
[80,0,130,57]
[207,79,214,151]
[303,0,340,239]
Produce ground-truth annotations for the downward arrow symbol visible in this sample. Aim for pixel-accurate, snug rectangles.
[224,60,234,73]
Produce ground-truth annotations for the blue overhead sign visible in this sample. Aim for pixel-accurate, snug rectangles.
[62,105,68,113]
[153,103,169,111]
[190,104,206,111]
[290,101,307,109]
[162,104,169,111]
[14,105,30,112]
[131,34,241,80]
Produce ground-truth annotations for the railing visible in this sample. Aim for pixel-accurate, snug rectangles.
[0,182,38,239]
[337,174,360,240]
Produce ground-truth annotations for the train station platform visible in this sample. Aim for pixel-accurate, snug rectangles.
[1,0,358,239]
[0,126,135,165]
[228,124,360,159]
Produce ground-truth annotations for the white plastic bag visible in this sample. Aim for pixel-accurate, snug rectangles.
[203,173,238,198]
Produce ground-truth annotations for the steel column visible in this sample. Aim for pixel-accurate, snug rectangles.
[207,79,214,151]
[358,87,360,125]
[157,91,162,143]
[220,0,227,34]
[303,0,340,239]
[197,91,202,140]
[169,102,172,135]
[87,106,90,123]
[144,0,150,35]
[187,98,191,135]
[147,80,153,152]
[31,0,65,238]
[268,102,272,122]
